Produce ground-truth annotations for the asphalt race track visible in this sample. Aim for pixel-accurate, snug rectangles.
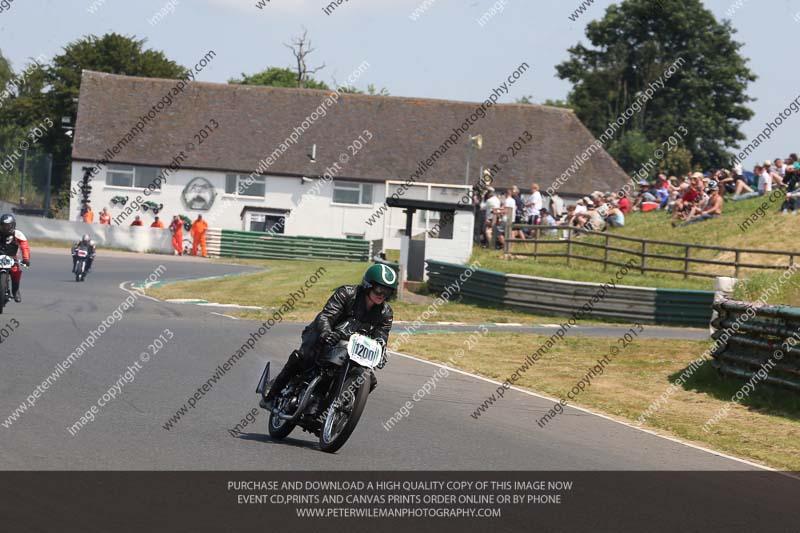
[0,249,767,471]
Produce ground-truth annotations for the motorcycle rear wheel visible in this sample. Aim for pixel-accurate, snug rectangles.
[319,369,370,453]
[267,398,297,440]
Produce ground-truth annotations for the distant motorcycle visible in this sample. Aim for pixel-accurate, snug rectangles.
[0,254,14,313]
[256,318,386,453]
[73,247,90,282]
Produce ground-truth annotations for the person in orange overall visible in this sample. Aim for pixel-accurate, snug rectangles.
[190,214,208,257]
[150,216,165,229]
[130,216,144,227]
[82,203,94,223]
[169,215,183,256]
[98,207,111,225]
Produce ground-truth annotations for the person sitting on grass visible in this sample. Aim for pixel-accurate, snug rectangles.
[575,202,606,233]
[767,159,786,189]
[537,207,557,235]
[671,173,703,221]
[732,165,771,201]
[654,175,670,208]
[632,181,656,211]
[564,204,578,226]
[617,192,631,215]
[606,201,625,228]
[675,181,723,226]
[716,169,735,195]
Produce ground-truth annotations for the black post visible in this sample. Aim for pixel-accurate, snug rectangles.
[43,153,53,217]
[20,149,27,205]
[404,208,416,237]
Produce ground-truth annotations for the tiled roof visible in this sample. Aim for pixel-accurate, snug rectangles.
[73,70,628,195]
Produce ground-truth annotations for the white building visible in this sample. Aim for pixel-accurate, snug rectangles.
[70,71,628,264]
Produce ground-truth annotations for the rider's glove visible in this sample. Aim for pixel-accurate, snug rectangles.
[323,330,344,346]
[21,259,29,267]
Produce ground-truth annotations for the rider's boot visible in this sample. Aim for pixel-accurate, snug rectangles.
[12,280,21,303]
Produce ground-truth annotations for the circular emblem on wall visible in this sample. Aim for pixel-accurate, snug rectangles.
[182,177,216,211]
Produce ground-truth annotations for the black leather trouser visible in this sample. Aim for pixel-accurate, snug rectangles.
[265,344,377,401]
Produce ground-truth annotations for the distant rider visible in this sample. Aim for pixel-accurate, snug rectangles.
[0,214,30,302]
[72,234,96,273]
[261,264,397,410]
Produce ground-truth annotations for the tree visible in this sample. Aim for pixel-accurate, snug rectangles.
[284,28,325,89]
[0,49,50,203]
[366,84,389,96]
[230,67,329,89]
[542,99,572,110]
[6,33,186,194]
[607,131,656,174]
[658,146,693,177]
[556,0,756,169]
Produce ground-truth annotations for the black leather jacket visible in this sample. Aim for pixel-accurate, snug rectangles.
[301,285,393,353]
[72,242,96,257]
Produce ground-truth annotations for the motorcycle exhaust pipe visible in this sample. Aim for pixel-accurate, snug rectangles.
[274,375,323,422]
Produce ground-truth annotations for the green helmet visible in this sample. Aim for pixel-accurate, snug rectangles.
[362,263,399,293]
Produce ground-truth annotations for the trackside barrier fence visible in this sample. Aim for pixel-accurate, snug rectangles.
[505,224,800,279]
[426,260,714,327]
[710,300,800,392]
[216,229,370,262]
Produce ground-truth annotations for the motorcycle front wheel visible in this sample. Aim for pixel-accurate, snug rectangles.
[319,368,370,453]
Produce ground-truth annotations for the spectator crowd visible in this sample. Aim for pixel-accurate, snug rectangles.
[474,153,800,247]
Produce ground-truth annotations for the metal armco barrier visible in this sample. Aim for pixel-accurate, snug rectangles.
[426,260,714,327]
[710,300,800,392]
[215,229,370,262]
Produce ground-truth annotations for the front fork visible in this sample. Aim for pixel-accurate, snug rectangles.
[329,361,351,412]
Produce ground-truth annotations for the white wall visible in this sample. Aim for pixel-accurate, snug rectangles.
[68,164,475,265]
[69,162,388,240]
[424,210,474,266]
[15,213,173,254]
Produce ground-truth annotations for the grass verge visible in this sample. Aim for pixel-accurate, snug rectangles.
[399,332,800,470]
[147,259,568,324]
[494,194,800,292]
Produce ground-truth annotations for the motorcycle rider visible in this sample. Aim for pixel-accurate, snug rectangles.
[0,214,30,302]
[71,234,96,273]
[261,264,397,411]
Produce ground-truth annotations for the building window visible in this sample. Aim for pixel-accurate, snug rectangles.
[135,166,159,188]
[246,211,286,233]
[105,164,162,190]
[226,174,266,197]
[332,182,373,205]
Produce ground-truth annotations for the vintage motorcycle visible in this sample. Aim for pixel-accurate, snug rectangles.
[256,318,386,453]
[73,247,90,282]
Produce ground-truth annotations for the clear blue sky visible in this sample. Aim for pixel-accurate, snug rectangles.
[1,0,798,168]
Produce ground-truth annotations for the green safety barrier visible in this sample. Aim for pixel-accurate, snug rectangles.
[219,230,370,262]
[710,300,800,392]
[426,260,714,327]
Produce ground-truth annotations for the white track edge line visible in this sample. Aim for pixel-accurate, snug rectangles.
[119,281,160,302]
[209,312,239,320]
[389,350,777,472]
